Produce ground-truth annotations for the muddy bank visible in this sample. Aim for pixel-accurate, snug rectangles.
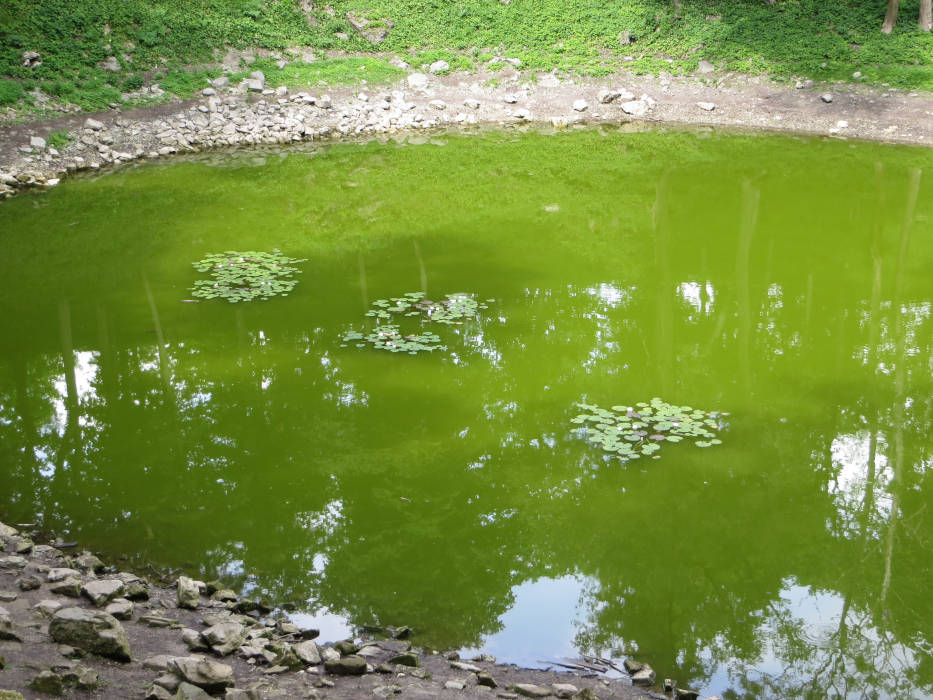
[0,520,684,700]
[1,67,931,198]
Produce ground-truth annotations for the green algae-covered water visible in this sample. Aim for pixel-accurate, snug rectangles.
[1,127,932,698]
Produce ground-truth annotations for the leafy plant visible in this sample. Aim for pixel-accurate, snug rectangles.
[365,291,489,324]
[341,325,445,355]
[189,250,306,303]
[0,79,23,106]
[571,397,727,462]
[342,291,490,355]
[46,129,73,150]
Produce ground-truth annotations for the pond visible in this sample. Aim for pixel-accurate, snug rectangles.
[0,127,931,699]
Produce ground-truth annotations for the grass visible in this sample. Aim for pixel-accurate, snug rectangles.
[241,57,406,90]
[46,129,73,150]
[0,0,930,116]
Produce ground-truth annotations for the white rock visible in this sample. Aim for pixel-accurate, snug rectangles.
[696,101,716,111]
[503,93,518,103]
[513,108,531,120]
[836,120,848,128]
[317,95,332,109]
[620,100,647,116]
[429,60,450,74]
[30,136,46,149]
[463,98,480,109]
[572,99,588,112]
[598,89,621,104]
[820,93,833,103]
[406,73,429,89]
[429,100,447,110]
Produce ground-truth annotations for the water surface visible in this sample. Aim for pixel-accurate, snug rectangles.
[0,127,931,698]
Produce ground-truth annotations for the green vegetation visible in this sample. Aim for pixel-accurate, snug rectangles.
[241,57,405,90]
[46,129,73,150]
[190,250,306,303]
[0,0,930,115]
[572,399,725,462]
[342,292,490,354]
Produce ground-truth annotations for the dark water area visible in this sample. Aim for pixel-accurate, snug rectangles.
[1,128,931,698]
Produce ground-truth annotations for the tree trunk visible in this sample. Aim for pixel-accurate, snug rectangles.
[881,0,899,33]
[920,0,932,31]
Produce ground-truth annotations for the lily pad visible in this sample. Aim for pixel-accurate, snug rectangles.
[572,398,726,463]
[190,250,306,303]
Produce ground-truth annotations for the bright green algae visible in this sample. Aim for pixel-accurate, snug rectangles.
[0,128,931,699]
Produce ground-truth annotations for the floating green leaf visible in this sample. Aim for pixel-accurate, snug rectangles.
[342,291,491,356]
[189,250,306,303]
[571,397,726,463]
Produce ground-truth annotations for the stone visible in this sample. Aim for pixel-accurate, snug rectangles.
[697,59,715,73]
[450,661,482,672]
[140,613,180,628]
[154,674,181,692]
[622,659,643,673]
[696,101,716,111]
[82,578,125,606]
[389,652,419,666]
[146,687,174,700]
[346,12,393,44]
[49,577,82,597]
[407,73,429,90]
[61,666,99,690]
[203,622,246,655]
[213,76,230,89]
[47,568,80,582]
[320,647,340,664]
[503,94,518,103]
[175,682,212,700]
[597,89,621,104]
[124,580,150,600]
[105,598,133,620]
[631,665,656,686]
[334,640,359,656]
[317,95,332,109]
[74,552,104,572]
[99,56,120,72]
[294,640,322,665]
[572,99,588,112]
[445,681,465,690]
[177,576,201,609]
[673,689,700,700]
[795,79,814,89]
[17,575,41,591]
[324,654,367,675]
[620,100,647,116]
[0,591,17,602]
[0,522,18,537]
[429,60,450,74]
[244,79,264,92]
[513,108,531,120]
[212,589,237,602]
[0,606,22,641]
[820,93,833,103]
[224,690,261,700]
[511,684,552,698]
[48,607,131,661]
[30,136,47,149]
[463,98,481,109]
[143,655,177,671]
[552,684,578,698]
[35,600,63,617]
[169,657,235,693]
[477,672,497,688]
[0,692,25,700]
[429,100,447,110]
[571,690,599,700]
[29,670,64,695]
[202,88,216,96]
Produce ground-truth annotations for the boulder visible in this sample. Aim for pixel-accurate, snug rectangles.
[511,684,552,697]
[0,605,22,641]
[202,622,246,656]
[105,598,134,620]
[175,682,212,700]
[29,670,64,695]
[429,60,450,74]
[176,576,200,609]
[620,100,647,116]
[293,640,321,665]
[572,99,588,112]
[48,608,130,661]
[168,657,234,693]
[82,578,125,607]
[49,576,82,597]
[406,73,429,90]
[324,654,367,675]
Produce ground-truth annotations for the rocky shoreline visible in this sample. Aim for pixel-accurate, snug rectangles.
[0,519,698,700]
[1,66,932,199]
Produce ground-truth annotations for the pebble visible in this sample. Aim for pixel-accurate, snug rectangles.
[697,101,716,111]
[821,93,833,103]
[572,99,588,111]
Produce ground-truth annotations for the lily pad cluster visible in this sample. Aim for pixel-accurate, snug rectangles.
[365,291,490,324]
[341,325,445,355]
[190,251,306,303]
[341,291,490,355]
[571,397,726,462]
